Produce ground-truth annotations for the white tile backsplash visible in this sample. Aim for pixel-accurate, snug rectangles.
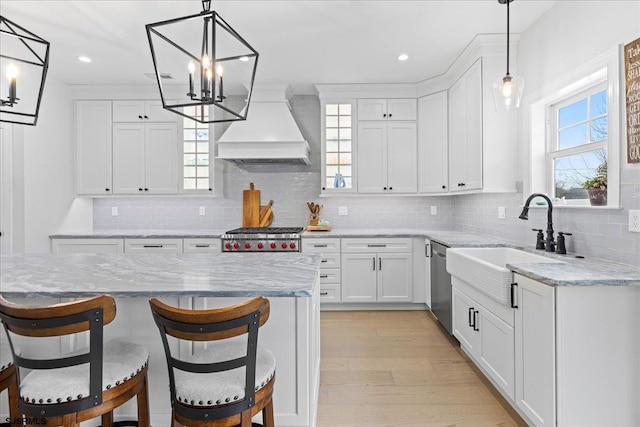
[94,95,640,266]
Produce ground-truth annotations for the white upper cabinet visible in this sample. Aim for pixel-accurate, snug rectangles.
[112,123,178,194]
[113,100,177,123]
[357,99,417,121]
[357,122,417,194]
[418,92,448,193]
[76,100,113,195]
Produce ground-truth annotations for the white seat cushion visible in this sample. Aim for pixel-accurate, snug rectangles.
[174,340,276,407]
[20,339,148,404]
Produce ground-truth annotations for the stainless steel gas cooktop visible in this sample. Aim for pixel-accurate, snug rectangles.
[222,227,305,252]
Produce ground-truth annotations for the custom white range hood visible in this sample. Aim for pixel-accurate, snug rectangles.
[216,85,310,165]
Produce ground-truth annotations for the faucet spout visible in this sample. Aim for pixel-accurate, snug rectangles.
[520,193,555,252]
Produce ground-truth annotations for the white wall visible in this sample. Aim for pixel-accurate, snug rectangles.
[17,75,78,252]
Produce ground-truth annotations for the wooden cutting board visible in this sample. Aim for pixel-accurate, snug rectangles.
[259,200,274,227]
[242,182,261,227]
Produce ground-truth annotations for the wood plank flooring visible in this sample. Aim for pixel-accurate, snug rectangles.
[317,310,527,427]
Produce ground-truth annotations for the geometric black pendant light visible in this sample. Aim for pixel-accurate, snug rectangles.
[146,0,258,124]
[492,0,524,112]
[0,15,50,126]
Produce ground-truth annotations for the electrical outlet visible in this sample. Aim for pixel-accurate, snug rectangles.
[111,207,118,217]
[630,210,640,233]
[199,206,206,216]
[338,206,348,216]
[498,207,506,219]
[431,206,437,215]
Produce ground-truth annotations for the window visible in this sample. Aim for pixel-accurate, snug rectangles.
[549,84,608,204]
[182,106,210,191]
[323,102,354,191]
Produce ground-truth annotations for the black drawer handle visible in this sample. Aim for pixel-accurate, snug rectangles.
[473,310,479,331]
[320,292,329,296]
[195,244,210,248]
[367,244,387,247]
[468,307,474,327]
[378,257,382,270]
[314,244,328,248]
[143,245,163,248]
[320,274,328,279]
[321,259,328,263]
[511,283,518,309]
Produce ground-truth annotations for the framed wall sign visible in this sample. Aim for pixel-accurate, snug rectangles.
[625,37,640,163]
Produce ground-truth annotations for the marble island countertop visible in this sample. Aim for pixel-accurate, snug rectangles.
[0,252,321,298]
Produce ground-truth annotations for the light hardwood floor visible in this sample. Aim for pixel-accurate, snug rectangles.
[316,310,527,427]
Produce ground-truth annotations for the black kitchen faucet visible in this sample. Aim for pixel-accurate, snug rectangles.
[519,193,556,252]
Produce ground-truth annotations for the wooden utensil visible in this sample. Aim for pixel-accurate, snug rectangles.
[259,207,274,227]
[242,182,261,227]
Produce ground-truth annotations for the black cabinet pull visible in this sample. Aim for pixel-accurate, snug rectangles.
[144,115,149,119]
[511,283,518,309]
[461,183,466,186]
[321,259,328,263]
[314,244,328,248]
[389,113,393,118]
[372,257,376,270]
[378,257,382,270]
[322,186,326,191]
[208,188,212,191]
[383,187,387,190]
[320,274,328,279]
[138,115,143,119]
[468,307,474,327]
[367,244,387,247]
[383,113,387,117]
[105,188,110,192]
[442,185,446,189]
[143,245,163,248]
[138,188,143,191]
[195,244,210,248]
[389,187,393,190]
[144,188,149,191]
[473,310,479,331]
[320,292,328,296]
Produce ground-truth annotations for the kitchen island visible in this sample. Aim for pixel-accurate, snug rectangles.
[0,252,322,427]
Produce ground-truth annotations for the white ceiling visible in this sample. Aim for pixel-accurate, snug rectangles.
[1,0,557,94]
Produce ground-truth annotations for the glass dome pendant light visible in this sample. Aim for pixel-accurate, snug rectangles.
[492,0,524,112]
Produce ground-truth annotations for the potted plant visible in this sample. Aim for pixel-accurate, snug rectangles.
[582,160,607,206]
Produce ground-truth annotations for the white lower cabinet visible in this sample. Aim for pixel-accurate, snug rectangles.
[51,238,124,254]
[341,238,412,303]
[452,281,514,400]
[514,275,555,426]
[301,238,342,303]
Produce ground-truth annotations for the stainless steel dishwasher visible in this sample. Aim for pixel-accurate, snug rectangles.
[430,241,452,334]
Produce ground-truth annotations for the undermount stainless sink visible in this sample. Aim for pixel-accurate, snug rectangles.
[446,247,565,305]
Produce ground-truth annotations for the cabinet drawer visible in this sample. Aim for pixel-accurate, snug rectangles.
[183,238,220,253]
[319,269,341,284]
[302,238,341,253]
[319,253,341,269]
[124,238,183,253]
[319,284,341,303]
[51,238,124,254]
[341,238,412,253]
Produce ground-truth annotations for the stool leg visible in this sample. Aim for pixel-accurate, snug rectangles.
[240,411,252,427]
[8,376,21,421]
[262,398,275,427]
[136,373,150,427]
[101,411,113,427]
[62,413,77,427]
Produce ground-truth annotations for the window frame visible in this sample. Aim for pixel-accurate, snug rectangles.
[527,46,621,209]
[547,82,609,205]
[320,99,358,195]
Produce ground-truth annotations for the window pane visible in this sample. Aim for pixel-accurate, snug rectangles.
[196,178,209,189]
[339,104,351,115]
[326,140,339,152]
[590,90,607,118]
[326,116,338,127]
[184,129,196,140]
[559,98,587,128]
[325,178,334,188]
[339,128,352,140]
[197,166,209,178]
[326,153,339,164]
[184,166,196,178]
[197,142,209,153]
[184,154,196,166]
[326,104,338,115]
[184,142,196,153]
[197,154,209,165]
[339,116,351,127]
[591,117,608,142]
[326,165,339,177]
[558,123,588,149]
[339,153,352,164]
[183,178,196,190]
[554,149,607,199]
[339,165,352,176]
[340,140,352,152]
[326,128,339,140]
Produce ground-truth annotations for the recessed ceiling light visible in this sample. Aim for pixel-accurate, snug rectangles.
[78,56,92,63]
[398,54,409,62]
[239,56,249,62]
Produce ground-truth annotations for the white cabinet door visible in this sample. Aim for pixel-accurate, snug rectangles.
[113,100,147,122]
[145,123,177,194]
[515,276,556,427]
[377,253,412,302]
[51,238,124,254]
[76,101,113,195]
[357,122,387,193]
[341,253,377,302]
[418,93,448,193]
[144,100,177,122]
[452,286,480,354]
[448,78,466,193]
[477,306,515,400]
[113,124,145,194]
[464,60,483,191]
[357,99,387,120]
[387,122,417,193]
[387,99,417,121]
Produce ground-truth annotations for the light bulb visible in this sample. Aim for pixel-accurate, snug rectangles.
[6,63,18,81]
[206,68,213,80]
[501,75,513,98]
[239,56,249,62]
[201,54,210,70]
[216,64,223,77]
[188,61,196,74]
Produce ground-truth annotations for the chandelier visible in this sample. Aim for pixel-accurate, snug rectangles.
[146,0,258,123]
[0,15,50,126]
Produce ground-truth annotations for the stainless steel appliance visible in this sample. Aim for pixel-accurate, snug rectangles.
[222,227,304,252]
[431,241,452,334]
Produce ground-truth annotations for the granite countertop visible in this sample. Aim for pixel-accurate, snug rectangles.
[50,229,228,238]
[0,252,321,298]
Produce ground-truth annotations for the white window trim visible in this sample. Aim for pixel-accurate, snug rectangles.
[320,99,358,195]
[526,46,621,208]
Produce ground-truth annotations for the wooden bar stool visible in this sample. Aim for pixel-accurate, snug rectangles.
[149,297,275,427]
[0,343,21,426]
[0,295,150,427]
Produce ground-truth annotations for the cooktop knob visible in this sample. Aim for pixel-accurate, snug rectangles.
[244,243,251,249]
[289,242,296,249]
[233,242,240,250]
[225,242,231,250]
[281,242,288,249]
[257,243,264,249]
[270,243,277,249]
